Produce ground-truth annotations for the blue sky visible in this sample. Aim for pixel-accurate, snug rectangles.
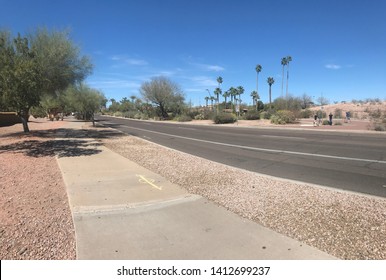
[1,0,386,106]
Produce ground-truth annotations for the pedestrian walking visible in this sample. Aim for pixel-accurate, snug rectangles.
[329,112,333,125]
[345,111,351,123]
[314,114,318,126]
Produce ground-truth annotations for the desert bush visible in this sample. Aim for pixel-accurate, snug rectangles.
[174,115,192,122]
[270,110,296,124]
[194,113,205,120]
[113,111,123,117]
[244,110,260,120]
[298,109,313,118]
[260,111,273,120]
[322,120,330,125]
[213,113,237,124]
[187,111,201,119]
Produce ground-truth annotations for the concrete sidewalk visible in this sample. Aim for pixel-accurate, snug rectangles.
[56,120,337,260]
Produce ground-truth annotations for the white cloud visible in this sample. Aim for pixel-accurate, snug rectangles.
[325,64,341,70]
[204,64,225,72]
[190,76,218,87]
[111,55,148,66]
[125,59,148,66]
[88,78,141,89]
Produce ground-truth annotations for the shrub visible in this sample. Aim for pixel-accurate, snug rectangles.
[244,110,260,120]
[299,109,313,118]
[213,113,237,124]
[175,115,192,122]
[374,124,386,131]
[322,120,330,125]
[194,113,205,120]
[260,111,272,120]
[270,110,296,124]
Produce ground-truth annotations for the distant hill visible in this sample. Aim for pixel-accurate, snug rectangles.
[310,100,386,120]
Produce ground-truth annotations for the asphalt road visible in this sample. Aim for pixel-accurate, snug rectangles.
[97,116,386,198]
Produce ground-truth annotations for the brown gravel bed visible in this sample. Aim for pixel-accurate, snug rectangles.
[95,125,386,260]
[0,119,76,260]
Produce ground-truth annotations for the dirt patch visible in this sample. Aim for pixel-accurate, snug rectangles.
[0,118,76,259]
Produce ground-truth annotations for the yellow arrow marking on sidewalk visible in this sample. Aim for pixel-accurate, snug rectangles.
[136,175,162,191]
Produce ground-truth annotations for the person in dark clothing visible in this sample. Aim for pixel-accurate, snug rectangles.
[314,114,318,126]
[329,112,333,125]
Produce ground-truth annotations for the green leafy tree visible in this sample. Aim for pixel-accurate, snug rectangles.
[140,76,185,119]
[0,28,93,132]
[30,28,93,96]
[0,32,43,132]
[64,83,106,126]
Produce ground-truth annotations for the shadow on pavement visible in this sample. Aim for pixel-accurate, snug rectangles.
[0,139,102,158]
[0,126,124,158]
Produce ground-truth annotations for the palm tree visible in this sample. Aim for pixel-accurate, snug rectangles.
[204,96,209,107]
[216,77,223,109]
[267,77,275,108]
[229,87,238,110]
[216,76,223,89]
[281,57,287,97]
[250,90,260,110]
[255,64,262,97]
[237,86,244,104]
[210,96,215,108]
[214,87,222,112]
[285,56,292,98]
[223,89,230,109]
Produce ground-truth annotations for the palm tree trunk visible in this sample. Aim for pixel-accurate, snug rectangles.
[286,64,290,98]
[281,66,285,97]
[269,86,272,108]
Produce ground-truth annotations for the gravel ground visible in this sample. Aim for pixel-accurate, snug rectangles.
[94,124,386,260]
[1,118,385,260]
[0,119,76,260]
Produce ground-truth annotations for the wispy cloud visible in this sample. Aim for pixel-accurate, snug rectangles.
[88,78,141,89]
[111,55,148,66]
[325,64,341,70]
[195,63,225,72]
[190,76,218,87]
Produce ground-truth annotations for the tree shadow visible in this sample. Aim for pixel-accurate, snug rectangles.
[0,126,125,158]
[0,139,102,158]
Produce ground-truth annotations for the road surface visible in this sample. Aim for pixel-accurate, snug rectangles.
[97,116,386,198]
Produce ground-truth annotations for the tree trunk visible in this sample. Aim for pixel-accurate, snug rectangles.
[286,64,290,98]
[269,87,272,109]
[159,103,168,119]
[19,109,30,133]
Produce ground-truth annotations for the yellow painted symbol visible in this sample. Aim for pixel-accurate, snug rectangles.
[136,175,162,190]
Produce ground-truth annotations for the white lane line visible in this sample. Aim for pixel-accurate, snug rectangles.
[261,135,306,140]
[178,126,197,131]
[122,125,386,164]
